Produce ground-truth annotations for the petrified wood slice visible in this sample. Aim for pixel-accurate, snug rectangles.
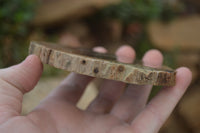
[29,41,176,86]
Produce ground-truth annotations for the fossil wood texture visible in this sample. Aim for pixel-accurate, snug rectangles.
[29,41,176,86]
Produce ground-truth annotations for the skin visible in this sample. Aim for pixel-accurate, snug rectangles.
[0,46,192,133]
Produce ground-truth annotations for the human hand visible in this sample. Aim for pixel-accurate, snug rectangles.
[0,46,192,133]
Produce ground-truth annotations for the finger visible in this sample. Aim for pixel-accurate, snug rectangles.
[115,45,136,64]
[47,73,93,104]
[87,45,136,113]
[41,47,107,105]
[131,67,192,133]
[111,49,163,122]
[0,55,43,123]
[93,47,107,53]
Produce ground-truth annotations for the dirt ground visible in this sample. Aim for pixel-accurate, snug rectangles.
[22,75,98,114]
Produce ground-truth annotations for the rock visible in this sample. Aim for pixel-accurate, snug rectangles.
[178,84,200,132]
[33,0,121,25]
[29,41,176,86]
[148,15,200,52]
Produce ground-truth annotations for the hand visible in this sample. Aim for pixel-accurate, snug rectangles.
[0,46,192,133]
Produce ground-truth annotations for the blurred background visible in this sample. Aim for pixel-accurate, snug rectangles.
[0,0,200,132]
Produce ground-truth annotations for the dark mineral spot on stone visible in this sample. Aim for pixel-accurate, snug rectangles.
[118,65,124,72]
[81,60,86,64]
[65,61,71,67]
[93,67,99,74]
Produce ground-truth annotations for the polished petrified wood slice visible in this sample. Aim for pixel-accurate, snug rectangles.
[29,41,176,86]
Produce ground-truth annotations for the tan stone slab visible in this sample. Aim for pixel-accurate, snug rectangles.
[148,15,200,51]
[29,41,176,86]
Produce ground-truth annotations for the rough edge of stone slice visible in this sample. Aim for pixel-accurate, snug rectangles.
[29,41,176,86]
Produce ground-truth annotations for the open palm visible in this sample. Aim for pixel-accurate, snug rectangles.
[0,46,192,133]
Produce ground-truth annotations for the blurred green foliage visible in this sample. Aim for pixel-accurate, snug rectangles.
[0,0,36,67]
[101,0,162,23]
[93,0,182,97]
[96,0,183,66]
[99,0,185,24]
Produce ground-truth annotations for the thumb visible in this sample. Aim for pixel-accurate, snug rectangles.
[0,55,43,123]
